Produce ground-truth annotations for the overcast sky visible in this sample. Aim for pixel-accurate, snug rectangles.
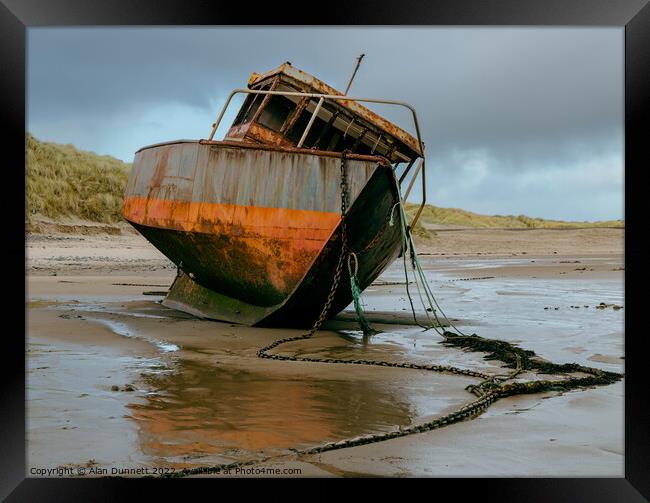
[27,27,623,221]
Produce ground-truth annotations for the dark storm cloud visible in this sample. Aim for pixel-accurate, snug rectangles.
[27,27,623,220]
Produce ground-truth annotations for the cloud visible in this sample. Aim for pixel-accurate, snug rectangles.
[27,27,623,221]
[28,99,238,163]
[411,135,623,221]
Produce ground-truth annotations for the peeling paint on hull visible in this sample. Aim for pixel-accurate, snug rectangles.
[123,140,402,326]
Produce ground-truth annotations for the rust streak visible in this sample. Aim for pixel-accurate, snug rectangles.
[123,196,340,246]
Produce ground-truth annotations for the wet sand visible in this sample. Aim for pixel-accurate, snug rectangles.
[26,226,624,477]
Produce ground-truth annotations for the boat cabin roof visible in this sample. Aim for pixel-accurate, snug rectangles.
[225,62,422,164]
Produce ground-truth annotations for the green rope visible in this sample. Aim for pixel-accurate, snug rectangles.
[391,177,466,337]
[388,202,400,226]
[347,252,376,336]
[339,154,376,337]
[343,169,459,338]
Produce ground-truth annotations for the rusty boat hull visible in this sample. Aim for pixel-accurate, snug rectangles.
[123,140,403,327]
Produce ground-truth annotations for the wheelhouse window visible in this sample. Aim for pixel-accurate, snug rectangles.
[285,102,340,148]
[233,94,261,126]
[257,95,296,132]
[232,84,272,126]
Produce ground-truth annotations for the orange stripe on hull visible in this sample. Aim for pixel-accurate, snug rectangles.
[123,196,340,244]
[123,196,341,299]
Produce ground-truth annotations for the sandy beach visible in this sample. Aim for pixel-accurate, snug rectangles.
[26,224,624,477]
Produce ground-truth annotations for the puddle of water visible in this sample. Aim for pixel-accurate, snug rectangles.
[128,360,429,466]
[27,340,161,470]
[29,296,183,354]
[26,299,65,309]
[353,258,624,373]
[87,317,180,353]
[324,326,501,375]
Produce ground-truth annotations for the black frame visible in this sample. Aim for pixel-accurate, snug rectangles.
[3,1,648,500]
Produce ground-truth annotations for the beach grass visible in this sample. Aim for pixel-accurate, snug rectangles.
[26,134,131,224]
[404,203,623,230]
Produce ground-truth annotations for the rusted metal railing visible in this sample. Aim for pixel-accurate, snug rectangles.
[208,88,427,229]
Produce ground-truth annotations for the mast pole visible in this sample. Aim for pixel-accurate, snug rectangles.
[344,54,365,96]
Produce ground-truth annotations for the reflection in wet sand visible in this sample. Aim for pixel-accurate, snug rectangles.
[128,359,414,466]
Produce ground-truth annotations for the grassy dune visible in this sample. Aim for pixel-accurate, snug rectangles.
[26,134,130,224]
[26,134,623,233]
[405,203,623,235]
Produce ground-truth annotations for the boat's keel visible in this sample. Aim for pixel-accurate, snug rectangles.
[162,270,277,325]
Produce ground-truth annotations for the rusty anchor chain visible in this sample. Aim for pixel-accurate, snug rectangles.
[255,151,353,360]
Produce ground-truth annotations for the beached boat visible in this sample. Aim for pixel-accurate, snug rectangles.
[123,62,426,326]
